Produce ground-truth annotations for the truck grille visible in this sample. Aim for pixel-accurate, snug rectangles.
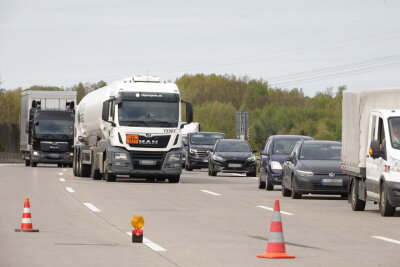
[40,141,69,152]
[129,152,166,170]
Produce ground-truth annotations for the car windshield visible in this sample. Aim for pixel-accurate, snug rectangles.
[272,139,301,155]
[216,141,251,152]
[118,100,179,127]
[299,144,341,160]
[388,117,400,149]
[35,119,74,136]
[190,133,224,145]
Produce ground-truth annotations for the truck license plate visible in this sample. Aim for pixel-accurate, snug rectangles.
[228,163,242,168]
[139,160,156,166]
[321,179,342,186]
[49,153,59,159]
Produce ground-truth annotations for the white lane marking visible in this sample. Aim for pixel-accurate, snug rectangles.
[65,187,75,193]
[58,172,63,176]
[257,205,295,216]
[59,178,65,182]
[371,236,400,245]
[83,203,101,212]
[126,232,167,251]
[201,190,221,196]
[0,164,24,167]
[231,173,245,177]
[249,177,258,180]
[62,168,67,171]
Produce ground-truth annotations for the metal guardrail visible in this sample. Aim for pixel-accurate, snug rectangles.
[0,152,23,163]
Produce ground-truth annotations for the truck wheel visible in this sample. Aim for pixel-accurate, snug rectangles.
[91,166,102,180]
[80,152,91,178]
[350,179,366,211]
[57,163,62,167]
[104,164,116,182]
[187,164,193,171]
[282,181,291,197]
[380,184,396,216]
[291,177,302,199]
[168,175,180,183]
[73,148,78,176]
[25,159,30,167]
[30,161,37,167]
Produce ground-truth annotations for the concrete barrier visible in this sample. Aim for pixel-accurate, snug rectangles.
[0,152,23,163]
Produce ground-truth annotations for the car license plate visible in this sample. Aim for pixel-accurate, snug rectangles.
[228,163,242,168]
[203,159,208,163]
[139,160,156,166]
[321,178,342,186]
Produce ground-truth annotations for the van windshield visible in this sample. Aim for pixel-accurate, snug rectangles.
[389,117,400,149]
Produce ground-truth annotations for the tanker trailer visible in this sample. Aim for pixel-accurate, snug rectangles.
[73,76,193,183]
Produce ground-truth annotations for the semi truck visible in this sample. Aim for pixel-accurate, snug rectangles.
[73,76,193,183]
[20,90,76,167]
[341,89,400,216]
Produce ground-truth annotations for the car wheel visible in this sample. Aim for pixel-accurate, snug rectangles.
[380,183,396,216]
[30,161,37,167]
[350,179,366,211]
[282,181,291,197]
[25,159,30,166]
[266,173,274,191]
[91,165,102,180]
[168,175,180,183]
[291,176,302,199]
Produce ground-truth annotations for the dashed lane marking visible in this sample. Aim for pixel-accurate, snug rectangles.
[257,205,295,215]
[58,172,63,176]
[201,190,221,196]
[83,203,101,212]
[59,178,65,182]
[126,232,167,251]
[371,236,400,245]
[62,169,67,171]
[65,187,75,193]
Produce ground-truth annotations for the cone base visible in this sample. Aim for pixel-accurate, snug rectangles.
[15,228,39,232]
[257,252,295,259]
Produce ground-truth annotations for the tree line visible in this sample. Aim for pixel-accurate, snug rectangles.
[0,74,344,150]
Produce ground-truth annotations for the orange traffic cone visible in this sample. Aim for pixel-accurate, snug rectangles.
[15,198,39,232]
[257,199,294,259]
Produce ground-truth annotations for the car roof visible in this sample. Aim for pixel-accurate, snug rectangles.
[270,135,313,140]
[189,132,224,135]
[217,139,248,143]
[301,140,341,145]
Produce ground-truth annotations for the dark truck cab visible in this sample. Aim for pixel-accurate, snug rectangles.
[26,101,75,167]
[184,132,225,171]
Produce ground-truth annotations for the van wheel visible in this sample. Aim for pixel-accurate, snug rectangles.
[380,184,396,216]
[350,179,366,211]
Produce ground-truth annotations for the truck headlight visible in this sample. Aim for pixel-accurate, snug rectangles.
[189,148,197,154]
[213,155,224,161]
[32,151,40,156]
[114,152,128,160]
[270,161,282,170]
[391,158,400,172]
[297,170,314,176]
[167,153,181,161]
[247,155,256,162]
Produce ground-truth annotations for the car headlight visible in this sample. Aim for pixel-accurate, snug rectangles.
[297,170,314,176]
[213,154,224,161]
[270,161,282,170]
[189,148,197,154]
[167,153,181,161]
[247,155,256,162]
[32,151,40,156]
[114,152,128,160]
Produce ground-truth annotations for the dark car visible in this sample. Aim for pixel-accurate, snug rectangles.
[281,140,349,199]
[185,132,225,171]
[259,135,313,191]
[208,139,257,177]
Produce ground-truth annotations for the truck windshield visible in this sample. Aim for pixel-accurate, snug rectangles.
[35,119,74,136]
[190,133,224,145]
[118,101,179,127]
[389,117,400,149]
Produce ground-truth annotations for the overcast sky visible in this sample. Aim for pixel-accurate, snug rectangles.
[1,0,400,96]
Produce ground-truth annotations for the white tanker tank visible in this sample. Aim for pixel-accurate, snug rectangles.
[73,76,193,183]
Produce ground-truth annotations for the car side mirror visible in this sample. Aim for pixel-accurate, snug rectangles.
[370,140,383,159]
[285,155,293,162]
[260,150,266,155]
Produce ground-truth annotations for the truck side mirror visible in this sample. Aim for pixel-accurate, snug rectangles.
[370,140,383,159]
[186,103,193,123]
[102,100,110,121]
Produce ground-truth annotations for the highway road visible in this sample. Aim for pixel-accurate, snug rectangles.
[1,163,399,267]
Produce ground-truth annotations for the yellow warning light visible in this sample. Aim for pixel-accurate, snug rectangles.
[131,216,144,229]
[369,147,373,156]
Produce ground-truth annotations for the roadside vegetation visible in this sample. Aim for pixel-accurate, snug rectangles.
[0,74,343,150]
